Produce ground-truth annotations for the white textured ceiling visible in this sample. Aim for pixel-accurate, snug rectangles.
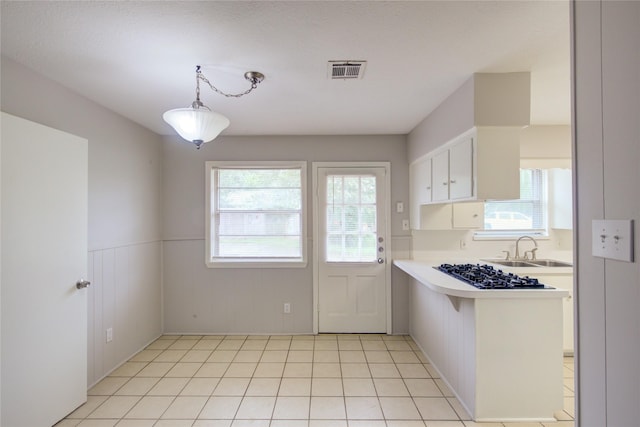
[0,1,570,137]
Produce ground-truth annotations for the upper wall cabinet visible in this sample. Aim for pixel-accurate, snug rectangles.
[415,202,484,230]
[429,136,475,203]
[449,140,474,199]
[409,157,432,228]
[431,150,450,202]
[411,127,520,209]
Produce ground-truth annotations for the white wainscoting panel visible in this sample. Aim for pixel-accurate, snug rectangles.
[87,241,162,386]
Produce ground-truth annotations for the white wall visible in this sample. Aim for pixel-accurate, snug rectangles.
[407,76,475,163]
[162,134,411,334]
[573,1,640,426]
[0,57,164,386]
[407,73,531,163]
[520,125,572,161]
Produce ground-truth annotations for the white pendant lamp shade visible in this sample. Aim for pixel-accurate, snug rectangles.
[163,66,263,149]
[163,107,230,148]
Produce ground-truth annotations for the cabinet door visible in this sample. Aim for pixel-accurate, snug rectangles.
[452,202,484,228]
[449,137,474,200]
[410,158,432,229]
[412,158,432,205]
[431,150,450,202]
[420,203,453,230]
[534,275,574,354]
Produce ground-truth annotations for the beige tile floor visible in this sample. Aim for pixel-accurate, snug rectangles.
[57,334,575,427]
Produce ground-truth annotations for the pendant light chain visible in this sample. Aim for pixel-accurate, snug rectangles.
[163,65,264,149]
[196,65,261,99]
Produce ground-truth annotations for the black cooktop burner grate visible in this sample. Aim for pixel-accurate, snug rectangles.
[436,263,553,289]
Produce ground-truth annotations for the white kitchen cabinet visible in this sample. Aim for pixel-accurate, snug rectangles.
[431,150,450,202]
[430,138,472,202]
[549,168,573,229]
[452,202,484,228]
[419,202,484,230]
[410,127,520,212]
[409,157,432,229]
[538,274,574,354]
[449,137,474,200]
[419,203,453,230]
[510,271,573,354]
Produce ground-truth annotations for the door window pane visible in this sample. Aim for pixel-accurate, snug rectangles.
[325,174,377,262]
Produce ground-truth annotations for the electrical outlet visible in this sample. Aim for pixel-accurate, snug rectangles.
[402,219,410,231]
[283,303,291,314]
[106,327,113,343]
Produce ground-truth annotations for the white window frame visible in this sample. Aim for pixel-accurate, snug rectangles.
[205,161,308,268]
[474,168,549,240]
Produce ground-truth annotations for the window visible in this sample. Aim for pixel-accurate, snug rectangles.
[325,174,377,262]
[478,169,547,238]
[206,161,307,267]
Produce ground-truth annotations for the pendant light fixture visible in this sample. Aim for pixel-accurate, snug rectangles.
[163,65,264,149]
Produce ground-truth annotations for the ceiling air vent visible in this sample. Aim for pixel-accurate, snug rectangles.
[328,61,366,79]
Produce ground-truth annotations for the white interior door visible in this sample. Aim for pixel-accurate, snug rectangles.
[315,164,390,333]
[1,112,88,427]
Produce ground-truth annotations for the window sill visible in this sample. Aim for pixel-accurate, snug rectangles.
[206,259,308,269]
[473,230,549,241]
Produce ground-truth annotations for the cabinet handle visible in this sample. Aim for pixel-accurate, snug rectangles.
[442,182,448,186]
[426,186,431,190]
[450,179,457,184]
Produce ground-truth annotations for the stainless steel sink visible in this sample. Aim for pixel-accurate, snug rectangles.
[482,259,572,268]
[486,260,539,267]
[526,259,572,267]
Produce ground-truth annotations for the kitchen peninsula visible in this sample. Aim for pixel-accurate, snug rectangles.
[395,259,569,422]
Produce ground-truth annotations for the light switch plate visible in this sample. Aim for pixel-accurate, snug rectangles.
[396,202,404,213]
[592,219,634,262]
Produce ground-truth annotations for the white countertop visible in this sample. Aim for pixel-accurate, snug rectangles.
[394,259,570,299]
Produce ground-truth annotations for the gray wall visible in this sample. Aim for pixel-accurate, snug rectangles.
[162,134,411,335]
[573,1,640,426]
[407,76,475,163]
[407,73,530,163]
[0,57,164,386]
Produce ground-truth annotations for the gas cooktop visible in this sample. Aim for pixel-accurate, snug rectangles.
[436,263,554,290]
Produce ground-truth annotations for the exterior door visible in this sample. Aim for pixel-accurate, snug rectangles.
[315,164,390,333]
[1,112,88,426]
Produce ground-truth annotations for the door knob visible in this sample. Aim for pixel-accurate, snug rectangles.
[377,258,385,264]
[76,280,91,289]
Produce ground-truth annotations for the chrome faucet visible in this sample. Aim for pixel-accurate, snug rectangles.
[515,235,538,260]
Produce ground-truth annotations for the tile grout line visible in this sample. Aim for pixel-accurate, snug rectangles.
[68,334,575,427]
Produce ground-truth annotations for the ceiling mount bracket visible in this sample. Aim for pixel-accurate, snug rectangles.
[244,71,265,86]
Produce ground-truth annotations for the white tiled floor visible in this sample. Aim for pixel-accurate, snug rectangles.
[57,334,575,427]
